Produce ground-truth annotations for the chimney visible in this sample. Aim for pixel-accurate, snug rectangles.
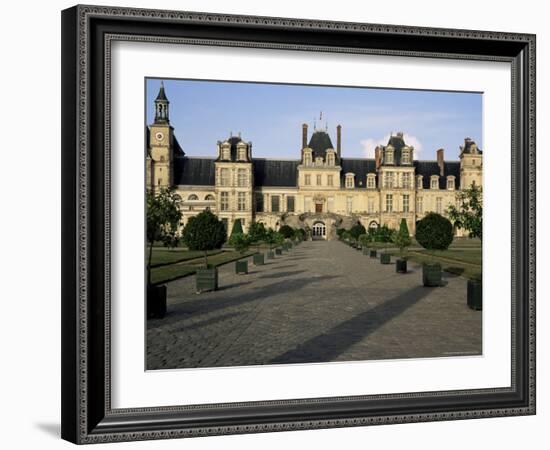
[302,123,308,149]
[336,124,342,159]
[375,146,381,170]
[437,148,445,176]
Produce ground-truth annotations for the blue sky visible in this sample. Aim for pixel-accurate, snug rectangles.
[146,78,482,161]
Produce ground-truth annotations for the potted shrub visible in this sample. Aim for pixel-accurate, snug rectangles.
[181,210,226,293]
[358,234,371,255]
[146,188,182,319]
[415,212,454,250]
[370,249,378,258]
[231,233,251,275]
[380,252,391,264]
[467,275,482,310]
[423,263,442,286]
[265,228,282,258]
[393,218,412,273]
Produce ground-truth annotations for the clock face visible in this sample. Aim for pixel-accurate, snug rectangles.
[155,132,164,142]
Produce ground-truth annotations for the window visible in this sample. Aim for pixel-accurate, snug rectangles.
[346,197,353,214]
[367,175,376,189]
[402,173,412,189]
[403,194,409,212]
[255,193,264,212]
[431,176,439,189]
[386,194,393,212]
[386,149,394,164]
[205,194,215,201]
[383,172,394,188]
[237,192,246,211]
[271,195,280,213]
[304,174,311,186]
[417,176,423,189]
[221,145,230,160]
[401,150,410,164]
[188,194,198,201]
[316,174,322,186]
[304,151,312,166]
[237,169,247,187]
[447,177,455,190]
[368,198,375,213]
[237,146,246,161]
[436,197,443,214]
[327,152,335,166]
[345,174,354,189]
[287,196,295,212]
[220,168,230,186]
[220,191,229,211]
[327,175,334,186]
[417,197,423,213]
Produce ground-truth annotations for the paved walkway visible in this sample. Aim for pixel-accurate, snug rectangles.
[147,241,481,370]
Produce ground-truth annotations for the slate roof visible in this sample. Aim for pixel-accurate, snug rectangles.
[173,157,215,186]
[414,161,461,189]
[340,159,377,188]
[308,130,335,161]
[461,138,483,155]
[252,159,300,187]
[382,134,410,166]
[155,82,168,102]
[216,136,250,162]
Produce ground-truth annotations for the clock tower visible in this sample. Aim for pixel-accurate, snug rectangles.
[147,81,173,191]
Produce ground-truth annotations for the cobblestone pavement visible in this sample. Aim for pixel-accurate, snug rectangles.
[147,241,481,370]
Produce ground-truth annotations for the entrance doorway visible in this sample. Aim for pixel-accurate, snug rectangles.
[312,221,326,240]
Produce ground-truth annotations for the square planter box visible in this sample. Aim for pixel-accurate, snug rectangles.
[369,249,377,258]
[275,248,283,255]
[362,247,369,255]
[253,253,265,265]
[267,250,275,259]
[422,263,442,287]
[196,267,218,293]
[396,258,407,273]
[235,260,248,274]
[380,253,391,264]
[467,279,482,310]
[147,284,167,319]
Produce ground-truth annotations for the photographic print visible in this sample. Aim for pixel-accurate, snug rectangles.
[145,78,483,370]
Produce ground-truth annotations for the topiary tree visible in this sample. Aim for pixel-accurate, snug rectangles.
[358,233,371,248]
[374,224,394,243]
[278,224,295,239]
[229,219,244,240]
[416,212,453,250]
[447,185,483,241]
[231,233,251,255]
[349,223,366,241]
[181,210,226,267]
[146,188,182,286]
[248,221,267,251]
[393,218,412,256]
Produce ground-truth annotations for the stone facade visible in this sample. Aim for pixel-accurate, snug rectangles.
[147,84,483,239]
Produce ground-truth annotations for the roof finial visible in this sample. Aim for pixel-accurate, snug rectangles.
[230,130,233,137]
[313,117,316,130]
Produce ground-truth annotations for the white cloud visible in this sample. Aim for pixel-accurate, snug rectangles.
[360,133,423,159]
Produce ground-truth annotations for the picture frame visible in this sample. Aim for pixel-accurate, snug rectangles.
[61,4,536,444]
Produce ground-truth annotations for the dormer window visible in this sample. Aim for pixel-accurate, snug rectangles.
[385,147,394,164]
[417,176,423,189]
[237,143,247,161]
[345,173,355,189]
[326,151,335,166]
[367,174,376,189]
[401,149,411,164]
[447,176,456,190]
[431,175,439,189]
[221,144,231,160]
[303,149,312,166]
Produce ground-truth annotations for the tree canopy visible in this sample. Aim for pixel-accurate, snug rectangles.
[393,218,412,255]
[416,212,453,250]
[181,210,226,266]
[447,185,483,240]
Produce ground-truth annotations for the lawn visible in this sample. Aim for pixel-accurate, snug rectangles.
[150,248,223,267]
[150,249,257,285]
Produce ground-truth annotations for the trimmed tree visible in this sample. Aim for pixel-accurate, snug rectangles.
[358,233,371,248]
[416,212,453,250]
[393,218,412,257]
[278,224,295,239]
[146,188,182,286]
[349,223,366,241]
[248,221,267,247]
[447,185,483,241]
[229,219,244,240]
[181,210,226,267]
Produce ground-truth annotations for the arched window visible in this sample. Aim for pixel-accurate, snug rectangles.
[205,194,215,201]
[188,194,198,201]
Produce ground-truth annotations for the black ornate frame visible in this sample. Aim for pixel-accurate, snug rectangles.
[61,5,536,444]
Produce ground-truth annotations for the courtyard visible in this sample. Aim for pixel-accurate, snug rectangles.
[146,240,482,370]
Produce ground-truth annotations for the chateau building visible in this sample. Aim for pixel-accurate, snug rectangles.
[147,83,483,240]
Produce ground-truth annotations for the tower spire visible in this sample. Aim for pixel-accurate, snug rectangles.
[154,81,170,124]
